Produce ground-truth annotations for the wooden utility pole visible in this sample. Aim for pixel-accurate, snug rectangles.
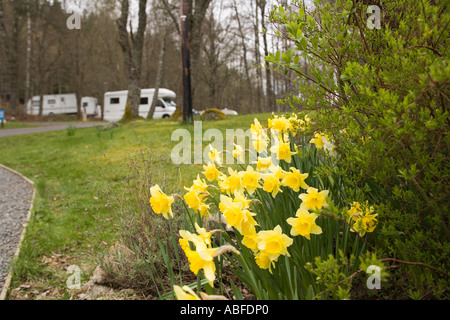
[180,0,193,124]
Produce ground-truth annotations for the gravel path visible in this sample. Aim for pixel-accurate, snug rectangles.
[0,166,34,293]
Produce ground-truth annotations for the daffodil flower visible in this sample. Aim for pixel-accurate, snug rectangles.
[256,156,272,172]
[255,225,293,260]
[286,208,322,240]
[282,167,309,192]
[149,184,174,219]
[310,132,329,149]
[240,165,261,195]
[251,118,268,139]
[173,285,201,300]
[218,167,243,195]
[252,135,269,153]
[232,143,245,163]
[262,173,282,198]
[270,140,296,163]
[348,202,378,236]
[179,230,219,286]
[179,228,240,287]
[219,194,257,235]
[208,144,222,165]
[298,187,329,211]
[268,115,291,133]
[254,251,275,272]
[202,162,221,182]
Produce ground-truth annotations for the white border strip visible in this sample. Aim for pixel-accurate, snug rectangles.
[0,164,36,300]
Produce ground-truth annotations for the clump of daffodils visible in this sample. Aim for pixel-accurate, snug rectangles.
[347,202,378,237]
[148,113,378,292]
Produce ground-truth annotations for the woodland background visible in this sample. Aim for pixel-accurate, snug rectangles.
[0,0,303,118]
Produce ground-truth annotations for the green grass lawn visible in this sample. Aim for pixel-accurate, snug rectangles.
[0,113,274,299]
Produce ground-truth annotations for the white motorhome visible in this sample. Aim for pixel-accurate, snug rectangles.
[103,88,177,121]
[26,94,99,117]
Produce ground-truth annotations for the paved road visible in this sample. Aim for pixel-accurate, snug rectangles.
[0,122,107,138]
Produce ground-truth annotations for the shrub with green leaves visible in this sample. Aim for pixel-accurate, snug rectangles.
[266,0,449,298]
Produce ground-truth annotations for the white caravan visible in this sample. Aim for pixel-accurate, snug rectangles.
[26,94,99,117]
[80,97,100,117]
[103,88,177,121]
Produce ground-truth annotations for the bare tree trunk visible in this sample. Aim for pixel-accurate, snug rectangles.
[181,0,193,123]
[118,0,148,121]
[24,8,31,114]
[233,0,253,110]
[258,0,275,112]
[158,0,211,114]
[190,0,211,96]
[0,0,19,114]
[252,0,263,113]
[147,27,167,119]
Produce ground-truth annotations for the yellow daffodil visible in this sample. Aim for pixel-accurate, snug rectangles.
[219,195,246,229]
[179,230,219,286]
[255,225,293,260]
[149,184,174,219]
[232,143,245,162]
[262,173,282,198]
[219,194,257,235]
[282,167,309,192]
[286,208,322,240]
[194,223,222,247]
[198,202,210,218]
[240,165,261,195]
[348,202,378,236]
[268,115,291,133]
[270,140,296,163]
[239,211,258,235]
[218,167,243,195]
[299,187,329,211]
[348,202,363,222]
[203,162,221,182]
[252,135,268,153]
[179,229,240,287]
[289,114,312,133]
[242,232,258,251]
[208,144,222,165]
[310,132,329,149]
[269,165,287,180]
[250,118,268,139]
[191,174,208,192]
[233,191,252,210]
[348,202,375,221]
[351,213,378,236]
[362,214,378,232]
[183,184,210,217]
[184,189,202,211]
[256,156,272,172]
[255,251,275,272]
[173,285,201,300]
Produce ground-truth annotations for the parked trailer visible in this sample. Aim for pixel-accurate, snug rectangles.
[103,88,177,122]
[26,94,100,117]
